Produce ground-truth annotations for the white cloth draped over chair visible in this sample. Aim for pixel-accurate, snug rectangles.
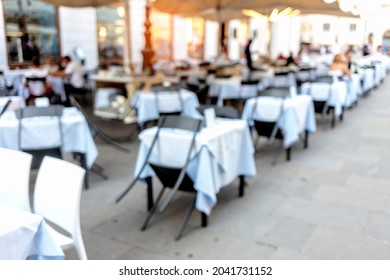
[131,89,200,124]
[242,95,316,148]
[300,81,347,117]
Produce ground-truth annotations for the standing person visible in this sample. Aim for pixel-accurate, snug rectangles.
[362,33,374,56]
[244,39,253,71]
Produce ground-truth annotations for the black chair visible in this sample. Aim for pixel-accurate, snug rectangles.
[116,115,205,240]
[25,76,55,105]
[16,105,64,169]
[251,87,301,164]
[258,86,291,98]
[0,100,12,117]
[214,73,232,79]
[196,105,239,119]
[151,83,184,117]
[308,76,340,128]
[69,96,130,189]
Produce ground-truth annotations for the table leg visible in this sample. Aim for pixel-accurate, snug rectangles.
[74,152,89,190]
[304,130,309,149]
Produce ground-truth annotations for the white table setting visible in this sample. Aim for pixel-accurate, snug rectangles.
[0,107,98,168]
[134,118,257,215]
[242,94,316,149]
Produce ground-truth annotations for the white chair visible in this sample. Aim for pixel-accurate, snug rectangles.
[0,148,32,212]
[33,156,87,260]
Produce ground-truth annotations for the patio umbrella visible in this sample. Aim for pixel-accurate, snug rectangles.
[153,0,354,55]
[41,0,118,7]
[152,0,353,22]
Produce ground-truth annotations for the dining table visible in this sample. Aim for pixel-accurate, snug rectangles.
[0,203,64,260]
[134,118,257,215]
[0,107,98,168]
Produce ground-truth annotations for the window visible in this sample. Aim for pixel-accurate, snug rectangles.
[323,23,330,32]
[350,23,357,32]
[96,4,126,69]
[151,10,172,60]
[3,0,59,66]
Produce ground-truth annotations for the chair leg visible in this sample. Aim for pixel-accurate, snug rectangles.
[141,187,165,231]
[175,197,196,241]
[146,177,153,211]
[304,130,309,149]
[272,142,284,166]
[286,147,291,161]
[239,175,245,197]
[75,152,89,190]
[331,109,336,128]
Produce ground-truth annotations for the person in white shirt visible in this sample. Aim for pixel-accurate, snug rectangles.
[52,55,86,105]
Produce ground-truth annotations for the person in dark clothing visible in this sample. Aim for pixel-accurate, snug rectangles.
[245,39,253,71]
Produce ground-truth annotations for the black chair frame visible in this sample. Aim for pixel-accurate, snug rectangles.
[69,96,130,189]
[16,105,64,169]
[116,115,206,240]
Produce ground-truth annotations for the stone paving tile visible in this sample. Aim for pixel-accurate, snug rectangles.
[344,174,390,195]
[207,206,315,252]
[159,230,277,260]
[364,212,390,242]
[118,247,172,260]
[274,197,369,233]
[271,248,315,260]
[311,185,390,216]
[253,218,315,252]
[303,227,390,259]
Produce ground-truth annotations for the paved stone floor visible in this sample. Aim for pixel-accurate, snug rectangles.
[57,77,390,259]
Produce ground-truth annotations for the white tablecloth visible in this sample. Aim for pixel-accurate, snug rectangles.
[134,119,257,215]
[3,70,66,100]
[0,107,98,168]
[0,204,64,260]
[241,95,316,148]
[0,96,25,113]
[131,89,200,124]
[208,77,264,106]
[300,81,347,116]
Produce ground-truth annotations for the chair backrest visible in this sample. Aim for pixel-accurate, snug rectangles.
[259,87,291,99]
[151,83,184,115]
[215,74,232,79]
[15,105,64,168]
[0,99,12,117]
[158,115,202,132]
[15,105,63,119]
[241,79,259,85]
[0,148,32,212]
[25,76,47,96]
[197,105,239,119]
[34,156,85,235]
[314,76,334,84]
